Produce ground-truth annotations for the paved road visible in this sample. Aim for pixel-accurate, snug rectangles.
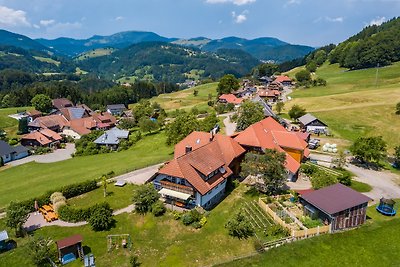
[218,112,236,136]
[114,163,164,185]
[310,152,400,201]
[8,143,75,167]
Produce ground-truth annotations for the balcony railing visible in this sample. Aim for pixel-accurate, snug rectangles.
[160,180,194,196]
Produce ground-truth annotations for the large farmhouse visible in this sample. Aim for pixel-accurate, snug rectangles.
[300,183,371,231]
[150,132,245,209]
[234,117,309,181]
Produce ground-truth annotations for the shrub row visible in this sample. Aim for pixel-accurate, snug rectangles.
[15,180,98,212]
[58,202,114,226]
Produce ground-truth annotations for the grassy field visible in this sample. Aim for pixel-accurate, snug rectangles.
[67,184,137,210]
[76,48,116,60]
[0,185,262,267]
[0,106,31,137]
[350,180,373,193]
[0,131,173,209]
[285,62,400,150]
[33,56,60,66]
[218,206,400,267]
[130,82,218,114]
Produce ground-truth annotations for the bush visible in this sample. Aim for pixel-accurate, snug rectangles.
[192,221,202,229]
[58,205,91,222]
[300,164,317,176]
[88,203,114,231]
[337,173,352,186]
[53,201,66,213]
[50,192,63,203]
[151,201,166,217]
[182,213,195,226]
[172,211,182,220]
[265,224,289,237]
[300,216,323,228]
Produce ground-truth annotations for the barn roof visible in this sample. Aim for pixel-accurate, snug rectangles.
[56,234,82,250]
[298,113,327,127]
[301,183,372,215]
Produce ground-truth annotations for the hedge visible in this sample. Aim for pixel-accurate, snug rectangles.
[58,202,114,223]
[14,180,98,212]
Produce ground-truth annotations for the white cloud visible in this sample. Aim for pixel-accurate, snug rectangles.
[33,24,40,29]
[232,10,248,24]
[206,0,256,6]
[0,5,30,27]
[325,16,344,23]
[40,19,55,27]
[115,16,124,21]
[45,21,82,37]
[367,16,386,26]
[284,0,301,7]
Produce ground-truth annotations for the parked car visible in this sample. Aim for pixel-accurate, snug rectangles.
[308,139,320,149]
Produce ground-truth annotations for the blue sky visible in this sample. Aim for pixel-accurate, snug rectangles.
[0,0,398,46]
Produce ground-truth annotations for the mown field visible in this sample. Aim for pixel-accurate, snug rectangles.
[0,131,173,209]
[0,185,258,267]
[284,62,400,150]
[130,82,218,114]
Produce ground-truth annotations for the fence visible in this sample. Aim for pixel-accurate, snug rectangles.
[258,198,330,239]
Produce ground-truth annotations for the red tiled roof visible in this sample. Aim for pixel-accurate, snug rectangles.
[27,109,42,116]
[56,234,83,250]
[234,117,308,173]
[218,94,243,105]
[295,132,310,141]
[159,133,245,195]
[301,183,372,215]
[69,117,96,135]
[22,132,52,146]
[274,75,292,83]
[40,128,62,141]
[174,131,212,158]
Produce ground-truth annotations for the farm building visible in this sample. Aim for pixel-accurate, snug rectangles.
[298,113,328,133]
[56,234,84,265]
[274,75,292,86]
[300,183,371,231]
[106,104,126,116]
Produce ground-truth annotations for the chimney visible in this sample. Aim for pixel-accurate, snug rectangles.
[185,145,192,154]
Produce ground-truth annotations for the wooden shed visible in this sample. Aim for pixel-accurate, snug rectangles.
[56,234,84,265]
[300,183,372,231]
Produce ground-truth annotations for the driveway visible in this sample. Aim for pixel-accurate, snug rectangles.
[8,143,75,167]
[113,163,164,185]
[219,112,236,136]
[310,152,400,201]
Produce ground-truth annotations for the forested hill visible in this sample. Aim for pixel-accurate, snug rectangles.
[77,42,260,83]
[329,17,400,69]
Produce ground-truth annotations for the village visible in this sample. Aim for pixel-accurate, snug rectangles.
[1,71,399,267]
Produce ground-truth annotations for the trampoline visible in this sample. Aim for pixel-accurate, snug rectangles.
[62,253,76,265]
[376,198,396,216]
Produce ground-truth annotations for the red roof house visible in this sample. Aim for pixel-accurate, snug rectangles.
[218,94,243,105]
[274,75,292,85]
[21,129,62,147]
[151,133,245,209]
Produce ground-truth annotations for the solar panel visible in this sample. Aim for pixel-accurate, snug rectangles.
[114,180,126,187]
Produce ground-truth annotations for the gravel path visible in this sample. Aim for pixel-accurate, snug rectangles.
[114,163,163,185]
[24,204,136,231]
[219,112,236,136]
[8,143,75,167]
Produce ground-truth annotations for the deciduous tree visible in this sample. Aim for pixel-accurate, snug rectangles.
[225,211,254,239]
[350,136,387,164]
[31,94,52,113]
[132,184,159,214]
[6,202,29,237]
[288,104,306,120]
[241,150,287,194]
[236,102,264,131]
[217,74,239,95]
[295,69,311,84]
[166,112,200,145]
[275,101,285,115]
[27,236,57,266]
[88,203,114,231]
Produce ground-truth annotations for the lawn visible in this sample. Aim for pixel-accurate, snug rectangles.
[67,184,137,210]
[0,185,263,267]
[350,180,373,193]
[217,206,400,267]
[0,131,173,209]
[130,82,218,114]
[284,62,400,150]
[0,106,31,138]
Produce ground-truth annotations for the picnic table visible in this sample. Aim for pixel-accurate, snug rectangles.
[42,205,53,212]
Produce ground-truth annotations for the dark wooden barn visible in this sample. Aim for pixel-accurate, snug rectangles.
[300,183,372,231]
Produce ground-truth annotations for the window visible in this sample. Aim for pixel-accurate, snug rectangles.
[171,177,176,183]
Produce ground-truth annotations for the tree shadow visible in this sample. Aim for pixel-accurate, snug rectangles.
[83,245,92,255]
[350,158,383,171]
